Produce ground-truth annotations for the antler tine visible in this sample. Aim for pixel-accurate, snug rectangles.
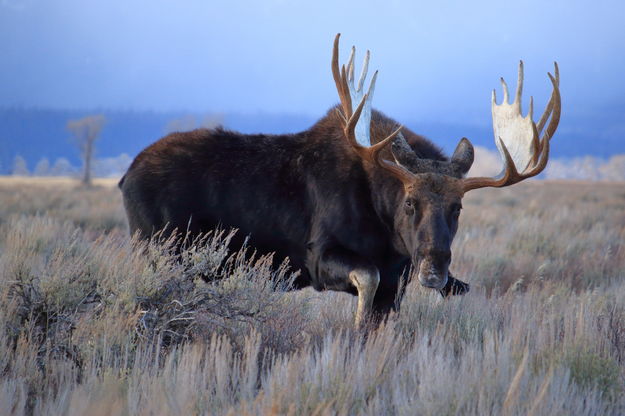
[376,156,417,186]
[340,64,352,117]
[529,71,560,169]
[501,77,510,104]
[332,34,353,121]
[357,50,370,92]
[514,60,524,106]
[331,33,416,186]
[347,46,356,85]
[496,138,518,182]
[542,71,561,141]
[370,125,403,159]
[536,62,560,134]
[528,110,541,167]
[529,122,551,174]
[463,62,561,193]
[344,90,368,148]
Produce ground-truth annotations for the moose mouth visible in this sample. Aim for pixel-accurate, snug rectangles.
[415,259,448,290]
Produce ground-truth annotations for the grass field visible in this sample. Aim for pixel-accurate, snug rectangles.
[0,177,624,415]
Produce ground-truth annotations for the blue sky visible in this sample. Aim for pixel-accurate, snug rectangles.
[1,0,624,128]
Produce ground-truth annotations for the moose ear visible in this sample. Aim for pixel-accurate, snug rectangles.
[390,132,414,163]
[450,138,474,176]
[391,132,427,171]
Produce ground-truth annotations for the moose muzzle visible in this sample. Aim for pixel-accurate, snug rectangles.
[416,257,449,290]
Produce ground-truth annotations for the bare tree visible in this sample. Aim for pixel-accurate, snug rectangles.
[67,115,105,186]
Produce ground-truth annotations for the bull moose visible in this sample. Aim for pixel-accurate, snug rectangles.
[119,34,561,327]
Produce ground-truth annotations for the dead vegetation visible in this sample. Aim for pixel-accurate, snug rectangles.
[0,178,624,415]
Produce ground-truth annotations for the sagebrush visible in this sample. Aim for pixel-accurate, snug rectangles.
[0,178,624,415]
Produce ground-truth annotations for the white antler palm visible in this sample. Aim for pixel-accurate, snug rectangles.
[463,61,561,192]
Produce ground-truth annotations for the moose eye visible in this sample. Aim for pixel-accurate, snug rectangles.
[404,199,416,214]
[450,203,462,217]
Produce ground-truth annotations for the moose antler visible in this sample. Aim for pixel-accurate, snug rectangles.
[463,61,561,192]
[331,34,415,185]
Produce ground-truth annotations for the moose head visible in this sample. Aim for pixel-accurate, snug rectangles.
[331,34,561,291]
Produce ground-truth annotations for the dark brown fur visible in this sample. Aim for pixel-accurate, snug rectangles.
[119,107,469,317]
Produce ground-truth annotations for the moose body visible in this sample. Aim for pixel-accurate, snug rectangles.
[120,34,560,327]
[120,109,466,316]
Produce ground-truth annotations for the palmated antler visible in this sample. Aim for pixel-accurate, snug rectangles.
[463,61,561,192]
[331,34,415,186]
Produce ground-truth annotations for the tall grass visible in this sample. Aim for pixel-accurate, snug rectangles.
[0,178,624,415]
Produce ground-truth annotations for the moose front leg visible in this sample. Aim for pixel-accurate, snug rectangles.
[314,247,380,328]
[349,268,380,328]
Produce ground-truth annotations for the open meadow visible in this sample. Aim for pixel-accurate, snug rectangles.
[0,177,624,415]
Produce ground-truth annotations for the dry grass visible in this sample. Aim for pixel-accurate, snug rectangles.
[0,177,624,415]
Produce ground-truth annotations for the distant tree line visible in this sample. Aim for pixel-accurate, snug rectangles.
[10,155,75,177]
[10,147,625,182]
[10,154,131,178]
[545,155,625,181]
[6,111,624,182]
[470,146,625,181]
